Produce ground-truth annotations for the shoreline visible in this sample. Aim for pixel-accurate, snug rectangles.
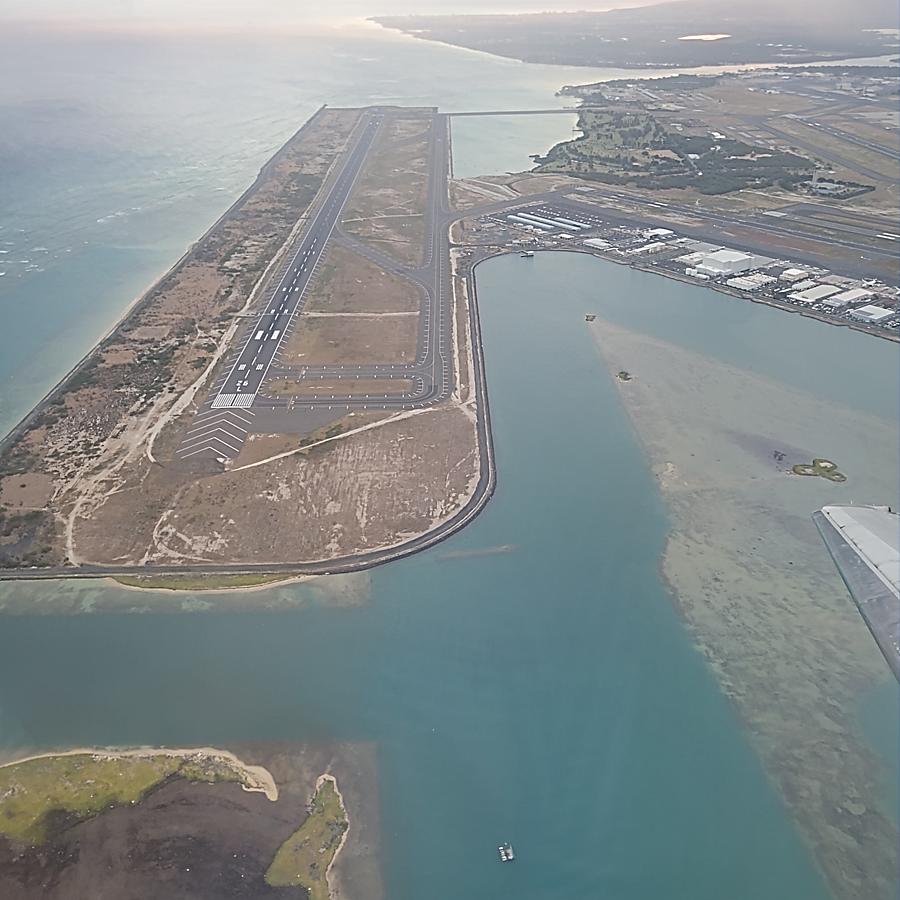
[0,106,330,457]
[468,245,898,343]
[106,573,314,595]
[368,21,897,75]
[317,773,351,900]
[0,746,279,802]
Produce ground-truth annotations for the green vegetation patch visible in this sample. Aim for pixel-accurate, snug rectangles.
[111,573,298,592]
[0,754,182,844]
[266,777,348,898]
[535,106,814,195]
[0,752,250,845]
[792,458,847,482]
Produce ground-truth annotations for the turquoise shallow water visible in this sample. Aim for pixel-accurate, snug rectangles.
[0,254,842,899]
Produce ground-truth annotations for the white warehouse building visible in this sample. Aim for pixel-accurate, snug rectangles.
[822,287,873,310]
[848,305,895,324]
[695,249,754,277]
[789,284,842,304]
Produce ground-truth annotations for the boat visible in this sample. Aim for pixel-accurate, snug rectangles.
[498,842,515,862]
[519,250,534,258]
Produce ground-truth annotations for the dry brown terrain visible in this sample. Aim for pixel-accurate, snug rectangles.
[74,405,478,565]
[283,315,418,366]
[305,244,421,313]
[341,109,432,266]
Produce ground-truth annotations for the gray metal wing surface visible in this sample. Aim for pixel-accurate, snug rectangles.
[813,505,900,683]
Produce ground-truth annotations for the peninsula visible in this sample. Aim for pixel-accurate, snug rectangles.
[0,106,494,578]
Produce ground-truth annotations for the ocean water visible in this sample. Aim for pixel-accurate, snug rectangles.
[0,22,896,900]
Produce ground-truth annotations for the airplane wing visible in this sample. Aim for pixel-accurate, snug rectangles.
[813,505,900,683]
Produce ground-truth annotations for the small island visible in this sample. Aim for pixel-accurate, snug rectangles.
[266,774,349,898]
[792,458,848,482]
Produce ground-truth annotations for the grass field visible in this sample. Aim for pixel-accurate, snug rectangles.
[304,244,421,314]
[0,755,182,843]
[265,776,348,898]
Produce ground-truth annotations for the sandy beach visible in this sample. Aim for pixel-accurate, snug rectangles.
[590,317,899,900]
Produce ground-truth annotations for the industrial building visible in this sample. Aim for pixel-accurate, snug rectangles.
[626,241,668,255]
[789,284,842,304]
[779,268,809,283]
[822,288,873,310]
[726,273,777,291]
[695,249,755,277]
[848,305,895,324]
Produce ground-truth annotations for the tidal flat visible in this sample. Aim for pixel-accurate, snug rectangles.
[591,317,899,900]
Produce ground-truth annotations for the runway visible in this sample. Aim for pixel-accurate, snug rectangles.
[177,107,456,462]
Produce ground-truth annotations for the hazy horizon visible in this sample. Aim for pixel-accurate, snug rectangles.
[0,0,677,30]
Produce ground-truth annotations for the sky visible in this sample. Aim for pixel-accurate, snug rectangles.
[0,0,673,29]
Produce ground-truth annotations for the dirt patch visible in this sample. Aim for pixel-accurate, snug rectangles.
[0,473,53,510]
[305,244,422,314]
[74,405,479,565]
[282,315,418,366]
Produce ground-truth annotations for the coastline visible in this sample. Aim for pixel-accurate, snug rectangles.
[0,746,278,801]
[0,107,330,457]
[317,773,351,900]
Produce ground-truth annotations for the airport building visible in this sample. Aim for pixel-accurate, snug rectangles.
[779,267,809,282]
[694,249,755,277]
[626,241,668,255]
[726,273,777,291]
[848,305,895,324]
[822,288,873,310]
[789,284,842,304]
